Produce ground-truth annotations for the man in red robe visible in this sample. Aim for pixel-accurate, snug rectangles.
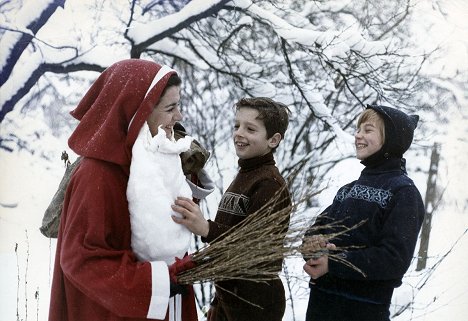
[48,59,198,321]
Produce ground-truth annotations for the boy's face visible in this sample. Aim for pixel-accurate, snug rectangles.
[146,86,182,138]
[355,120,384,160]
[233,107,279,160]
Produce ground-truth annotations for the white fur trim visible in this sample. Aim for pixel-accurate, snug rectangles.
[175,294,182,321]
[127,122,193,264]
[147,261,170,319]
[186,168,215,199]
[167,295,182,321]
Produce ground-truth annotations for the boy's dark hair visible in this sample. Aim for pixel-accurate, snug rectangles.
[235,97,290,141]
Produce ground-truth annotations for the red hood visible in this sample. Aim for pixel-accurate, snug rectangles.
[68,59,176,168]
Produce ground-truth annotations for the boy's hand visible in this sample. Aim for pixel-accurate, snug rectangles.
[303,256,329,280]
[172,197,209,237]
[303,242,336,280]
[301,234,328,259]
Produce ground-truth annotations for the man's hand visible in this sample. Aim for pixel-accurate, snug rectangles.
[172,197,209,237]
[168,255,197,283]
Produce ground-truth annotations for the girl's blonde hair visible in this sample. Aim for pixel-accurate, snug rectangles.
[357,109,385,143]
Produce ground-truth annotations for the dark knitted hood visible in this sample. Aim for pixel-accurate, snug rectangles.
[366,104,419,158]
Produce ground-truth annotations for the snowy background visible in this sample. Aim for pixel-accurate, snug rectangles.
[1,1,468,320]
[1,109,466,321]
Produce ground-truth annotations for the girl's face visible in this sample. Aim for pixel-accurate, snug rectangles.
[146,86,182,138]
[355,121,384,160]
[233,107,279,160]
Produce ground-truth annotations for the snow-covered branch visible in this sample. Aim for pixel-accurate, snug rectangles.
[127,0,231,57]
[0,0,65,86]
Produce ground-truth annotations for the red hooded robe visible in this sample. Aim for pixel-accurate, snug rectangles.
[48,59,197,321]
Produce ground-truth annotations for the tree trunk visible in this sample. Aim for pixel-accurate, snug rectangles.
[416,142,441,271]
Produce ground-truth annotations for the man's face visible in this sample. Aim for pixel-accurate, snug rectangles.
[146,86,182,138]
[355,120,384,160]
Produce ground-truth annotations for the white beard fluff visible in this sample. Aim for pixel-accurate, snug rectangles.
[127,123,194,264]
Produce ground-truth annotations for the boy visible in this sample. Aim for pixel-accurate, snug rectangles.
[302,105,425,321]
[172,97,292,321]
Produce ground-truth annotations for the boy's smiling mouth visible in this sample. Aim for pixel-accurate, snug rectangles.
[235,141,248,147]
[356,143,367,149]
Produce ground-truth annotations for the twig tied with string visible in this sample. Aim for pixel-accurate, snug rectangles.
[177,185,367,285]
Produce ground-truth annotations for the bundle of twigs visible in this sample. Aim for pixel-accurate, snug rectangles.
[177,185,366,285]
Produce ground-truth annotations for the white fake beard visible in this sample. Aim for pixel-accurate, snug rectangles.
[127,123,194,264]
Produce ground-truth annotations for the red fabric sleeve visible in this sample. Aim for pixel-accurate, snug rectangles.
[58,159,154,318]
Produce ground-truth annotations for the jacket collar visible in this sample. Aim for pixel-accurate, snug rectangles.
[362,157,407,175]
[238,152,275,172]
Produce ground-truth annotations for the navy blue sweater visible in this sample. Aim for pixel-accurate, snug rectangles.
[309,157,425,304]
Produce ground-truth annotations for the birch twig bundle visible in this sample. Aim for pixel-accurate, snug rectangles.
[177,185,366,285]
